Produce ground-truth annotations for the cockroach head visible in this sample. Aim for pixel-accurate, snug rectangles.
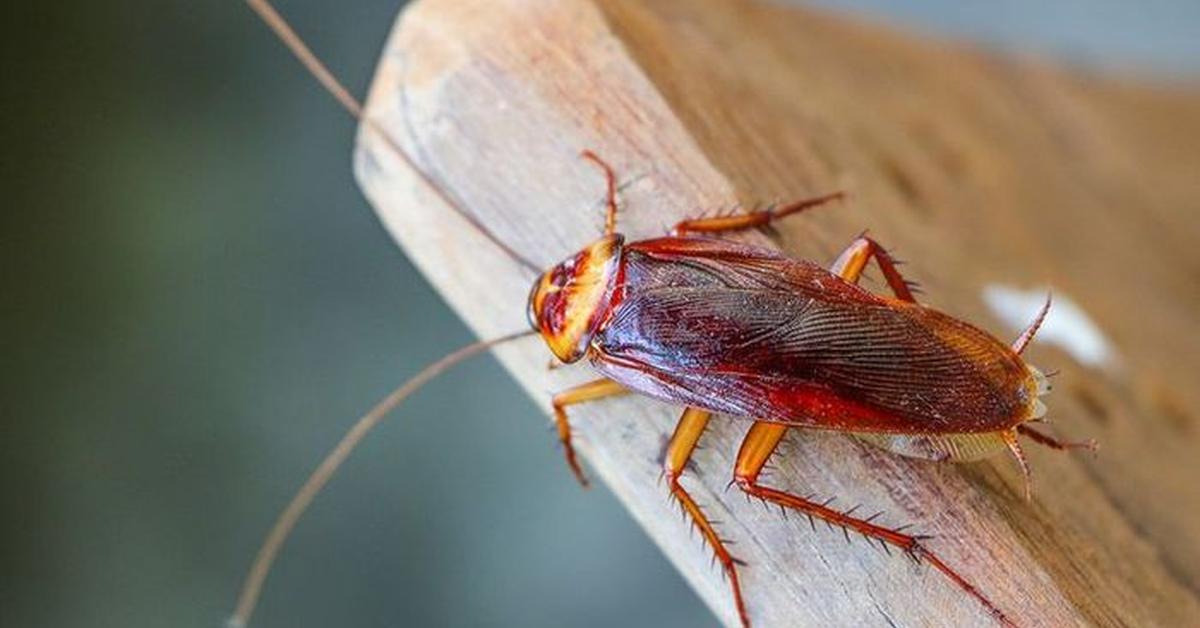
[527,235,624,363]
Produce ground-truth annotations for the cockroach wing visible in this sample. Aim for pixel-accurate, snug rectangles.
[590,238,1034,434]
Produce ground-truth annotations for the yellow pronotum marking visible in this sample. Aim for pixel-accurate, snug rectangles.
[535,236,622,362]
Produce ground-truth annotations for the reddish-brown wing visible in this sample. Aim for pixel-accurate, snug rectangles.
[590,237,1030,434]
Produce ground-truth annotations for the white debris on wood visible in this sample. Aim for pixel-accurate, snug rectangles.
[983,285,1118,369]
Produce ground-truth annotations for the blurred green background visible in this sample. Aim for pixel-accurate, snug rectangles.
[2,2,1196,627]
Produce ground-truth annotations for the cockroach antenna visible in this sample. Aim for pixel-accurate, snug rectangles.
[243,0,542,274]
[229,329,535,628]
[232,3,545,626]
[1011,291,1052,355]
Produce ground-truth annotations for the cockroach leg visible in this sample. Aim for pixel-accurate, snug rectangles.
[733,421,1013,627]
[550,378,628,487]
[1017,424,1098,456]
[580,150,619,237]
[830,235,917,302]
[670,191,845,236]
[663,407,751,628]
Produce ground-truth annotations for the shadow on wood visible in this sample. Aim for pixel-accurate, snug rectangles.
[354,0,1200,625]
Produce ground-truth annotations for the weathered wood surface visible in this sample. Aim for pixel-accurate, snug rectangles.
[353,0,1200,625]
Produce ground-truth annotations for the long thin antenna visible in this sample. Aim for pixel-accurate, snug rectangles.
[580,149,618,236]
[229,329,536,627]
[244,0,542,273]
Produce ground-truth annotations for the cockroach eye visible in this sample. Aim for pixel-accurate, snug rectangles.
[526,275,543,331]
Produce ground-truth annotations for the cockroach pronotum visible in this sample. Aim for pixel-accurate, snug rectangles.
[232,2,1097,627]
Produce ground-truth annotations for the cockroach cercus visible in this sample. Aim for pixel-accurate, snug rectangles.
[232,2,1097,627]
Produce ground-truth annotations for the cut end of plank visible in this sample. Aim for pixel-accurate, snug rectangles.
[353,0,1200,626]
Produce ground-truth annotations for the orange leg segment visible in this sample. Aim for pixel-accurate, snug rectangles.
[1007,424,1098,500]
[662,407,751,627]
[551,378,627,487]
[830,235,917,302]
[733,420,1013,627]
[1018,424,1098,454]
[671,191,845,237]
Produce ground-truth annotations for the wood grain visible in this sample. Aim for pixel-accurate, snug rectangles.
[352,0,1200,625]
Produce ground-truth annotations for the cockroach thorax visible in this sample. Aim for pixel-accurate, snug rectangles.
[527,235,624,363]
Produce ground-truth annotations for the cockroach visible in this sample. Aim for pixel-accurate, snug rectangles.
[232,2,1097,627]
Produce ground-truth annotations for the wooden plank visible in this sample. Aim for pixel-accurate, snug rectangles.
[353,0,1200,625]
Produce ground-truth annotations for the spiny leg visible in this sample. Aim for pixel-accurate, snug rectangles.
[829,234,917,302]
[1014,424,1099,494]
[733,421,1013,627]
[551,378,627,487]
[671,191,845,236]
[1018,424,1098,454]
[581,149,619,236]
[1005,426,1100,502]
[830,237,1014,621]
[662,407,750,627]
